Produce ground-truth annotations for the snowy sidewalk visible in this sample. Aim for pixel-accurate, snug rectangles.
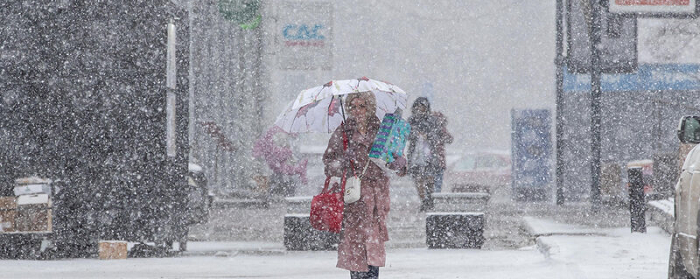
[524,216,671,278]
[0,223,672,278]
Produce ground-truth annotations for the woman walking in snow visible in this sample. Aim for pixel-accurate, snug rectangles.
[322,92,406,279]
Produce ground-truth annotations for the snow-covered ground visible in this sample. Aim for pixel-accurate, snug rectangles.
[529,217,671,279]
[536,228,669,278]
[0,217,671,278]
[0,249,549,278]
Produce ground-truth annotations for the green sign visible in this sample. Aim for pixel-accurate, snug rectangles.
[218,0,261,29]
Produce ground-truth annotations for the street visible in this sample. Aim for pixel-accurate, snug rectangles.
[0,224,670,278]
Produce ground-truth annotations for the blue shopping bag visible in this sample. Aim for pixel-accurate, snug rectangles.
[369,113,411,171]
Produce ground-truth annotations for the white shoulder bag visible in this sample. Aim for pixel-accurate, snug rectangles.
[344,161,370,204]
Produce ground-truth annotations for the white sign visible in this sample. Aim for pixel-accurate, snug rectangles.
[609,0,697,15]
[276,1,333,70]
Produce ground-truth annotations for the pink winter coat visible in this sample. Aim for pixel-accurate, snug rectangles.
[322,116,405,272]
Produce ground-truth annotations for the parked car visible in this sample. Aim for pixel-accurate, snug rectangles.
[668,116,700,278]
[445,151,511,194]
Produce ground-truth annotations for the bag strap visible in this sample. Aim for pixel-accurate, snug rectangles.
[321,176,332,193]
[341,122,356,173]
[358,160,370,180]
[340,122,356,195]
[321,122,365,195]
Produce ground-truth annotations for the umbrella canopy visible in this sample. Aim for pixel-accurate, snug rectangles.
[275,77,407,133]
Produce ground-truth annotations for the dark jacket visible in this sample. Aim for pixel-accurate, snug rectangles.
[432,111,454,171]
[407,97,452,176]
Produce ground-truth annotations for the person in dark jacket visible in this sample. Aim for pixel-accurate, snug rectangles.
[407,97,452,211]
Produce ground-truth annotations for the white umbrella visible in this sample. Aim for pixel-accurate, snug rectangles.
[275,77,408,133]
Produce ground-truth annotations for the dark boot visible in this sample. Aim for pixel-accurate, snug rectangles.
[351,266,379,279]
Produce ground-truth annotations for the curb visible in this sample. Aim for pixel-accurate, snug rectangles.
[182,248,286,257]
[521,217,549,258]
[521,218,553,259]
[521,216,599,260]
[181,242,287,257]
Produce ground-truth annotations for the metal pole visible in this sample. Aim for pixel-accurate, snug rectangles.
[589,0,602,210]
[555,0,565,205]
[628,167,646,233]
[188,0,195,160]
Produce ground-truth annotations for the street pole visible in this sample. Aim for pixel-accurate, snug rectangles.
[589,0,603,210]
[555,0,565,205]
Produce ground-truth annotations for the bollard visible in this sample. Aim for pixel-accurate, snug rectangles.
[628,167,646,233]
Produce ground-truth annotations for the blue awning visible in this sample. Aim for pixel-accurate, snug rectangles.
[563,64,700,92]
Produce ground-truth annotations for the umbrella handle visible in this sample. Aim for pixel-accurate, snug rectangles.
[339,96,347,123]
[341,121,357,175]
[340,122,352,197]
[321,176,332,193]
